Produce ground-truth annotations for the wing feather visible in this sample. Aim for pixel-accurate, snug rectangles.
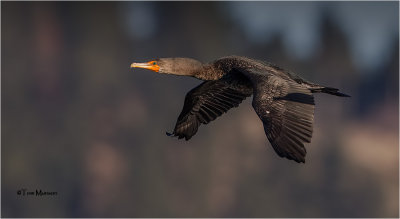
[171,74,253,140]
[250,74,315,163]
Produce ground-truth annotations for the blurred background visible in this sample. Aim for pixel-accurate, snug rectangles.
[2,1,399,217]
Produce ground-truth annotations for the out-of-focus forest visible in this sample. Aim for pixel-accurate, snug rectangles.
[1,1,399,218]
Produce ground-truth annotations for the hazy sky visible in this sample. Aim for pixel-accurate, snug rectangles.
[120,2,398,73]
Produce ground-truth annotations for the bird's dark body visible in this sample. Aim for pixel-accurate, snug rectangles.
[132,55,349,163]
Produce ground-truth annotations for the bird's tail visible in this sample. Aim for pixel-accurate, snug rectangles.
[309,86,350,97]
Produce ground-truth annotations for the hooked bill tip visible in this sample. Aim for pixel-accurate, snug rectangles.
[130,61,160,72]
[130,63,140,68]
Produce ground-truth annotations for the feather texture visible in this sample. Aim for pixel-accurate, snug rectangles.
[249,73,315,163]
[170,73,253,140]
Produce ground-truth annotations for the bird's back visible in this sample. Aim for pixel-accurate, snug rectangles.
[212,56,310,86]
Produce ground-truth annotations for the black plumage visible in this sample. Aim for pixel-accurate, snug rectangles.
[131,56,349,163]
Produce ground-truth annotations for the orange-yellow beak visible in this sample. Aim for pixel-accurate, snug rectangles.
[130,61,160,72]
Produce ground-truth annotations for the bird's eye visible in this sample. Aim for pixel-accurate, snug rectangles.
[153,62,156,65]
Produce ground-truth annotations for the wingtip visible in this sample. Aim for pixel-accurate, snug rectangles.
[293,158,306,164]
[337,92,351,97]
[166,131,193,141]
[283,154,306,163]
[292,157,306,163]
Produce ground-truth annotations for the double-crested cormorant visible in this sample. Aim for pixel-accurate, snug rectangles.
[131,56,349,163]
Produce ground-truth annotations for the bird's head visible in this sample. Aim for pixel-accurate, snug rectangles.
[130,60,161,72]
[130,58,203,77]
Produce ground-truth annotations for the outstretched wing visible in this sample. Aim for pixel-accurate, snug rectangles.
[251,74,315,163]
[170,74,253,140]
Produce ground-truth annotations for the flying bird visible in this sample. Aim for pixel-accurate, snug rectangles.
[131,56,349,163]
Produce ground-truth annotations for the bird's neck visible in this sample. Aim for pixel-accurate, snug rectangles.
[192,65,225,81]
[158,58,227,81]
[164,64,225,81]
